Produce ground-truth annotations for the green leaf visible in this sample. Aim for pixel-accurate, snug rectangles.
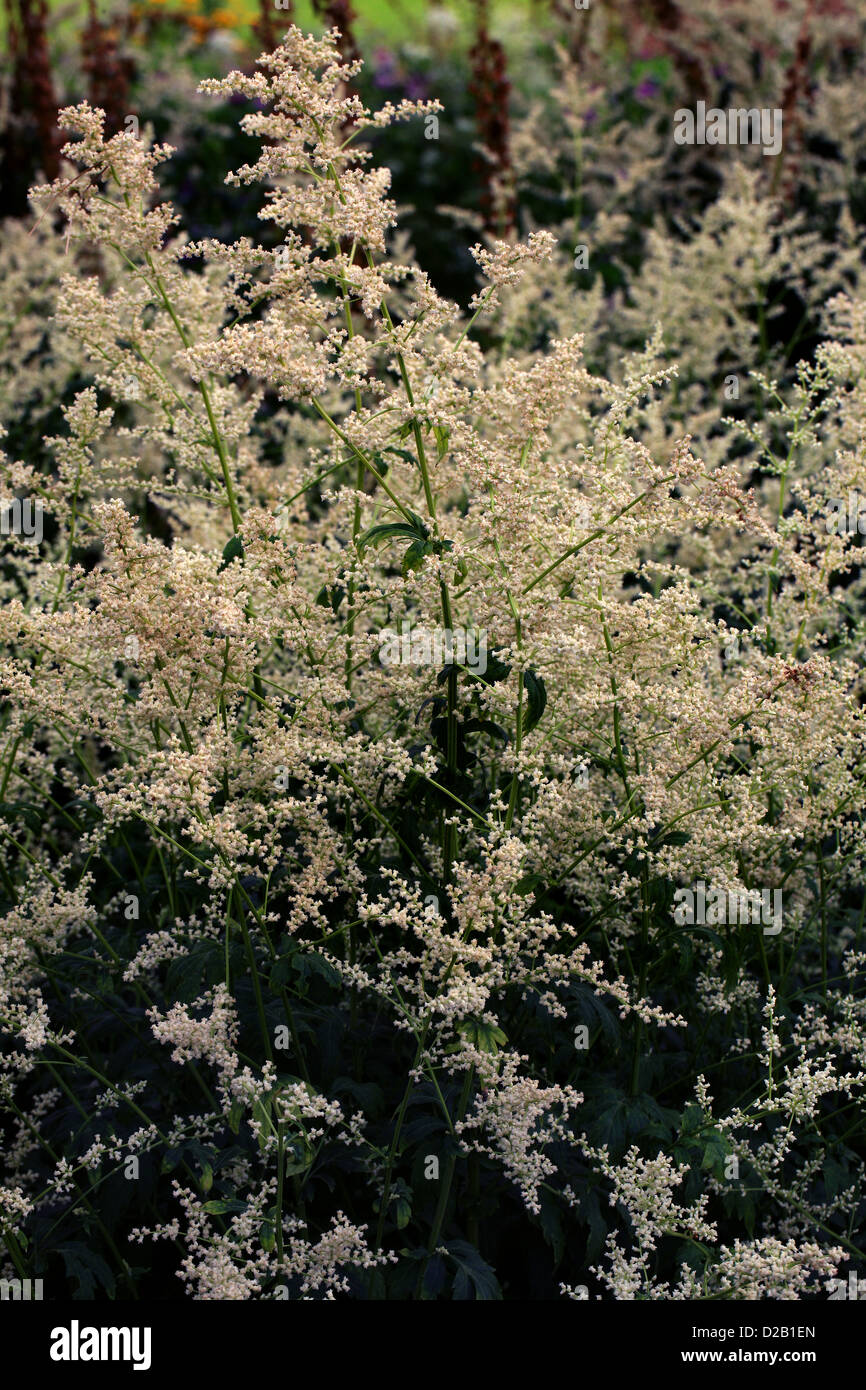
[219,534,244,571]
[538,1188,565,1266]
[378,446,415,467]
[656,830,692,847]
[701,1134,729,1175]
[0,801,43,832]
[584,1189,607,1263]
[823,1157,848,1200]
[252,1097,275,1152]
[292,950,340,989]
[282,1138,315,1176]
[260,1220,276,1252]
[358,514,429,554]
[456,1019,507,1054]
[514,874,544,896]
[678,1102,705,1139]
[484,660,512,684]
[315,582,345,614]
[332,1076,385,1116]
[722,1186,755,1238]
[522,668,547,734]
[462,717,509,744]
[447,1240,502,1301]
[269,955,294,990]
[401,538,429,577]
[433,425,450,460]
[743,1193,756,1237]
[202,1199,246,1215]
[721,935,742,993]
[57,1243,116,1299]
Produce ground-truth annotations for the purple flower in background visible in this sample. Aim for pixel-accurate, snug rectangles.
[405,75,428,101]
[229,92,264,109]
[372,48,401,89]
[635,77,659,101]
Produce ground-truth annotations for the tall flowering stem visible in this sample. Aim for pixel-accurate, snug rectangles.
[2,0,60,209]
[468,0,515,236]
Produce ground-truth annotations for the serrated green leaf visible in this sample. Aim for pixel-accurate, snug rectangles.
[358,514,429,554]
[447,1240,502,1301]
[456,1019,507,1054]
[401,538,429,577]
[57,1243,116,1300]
